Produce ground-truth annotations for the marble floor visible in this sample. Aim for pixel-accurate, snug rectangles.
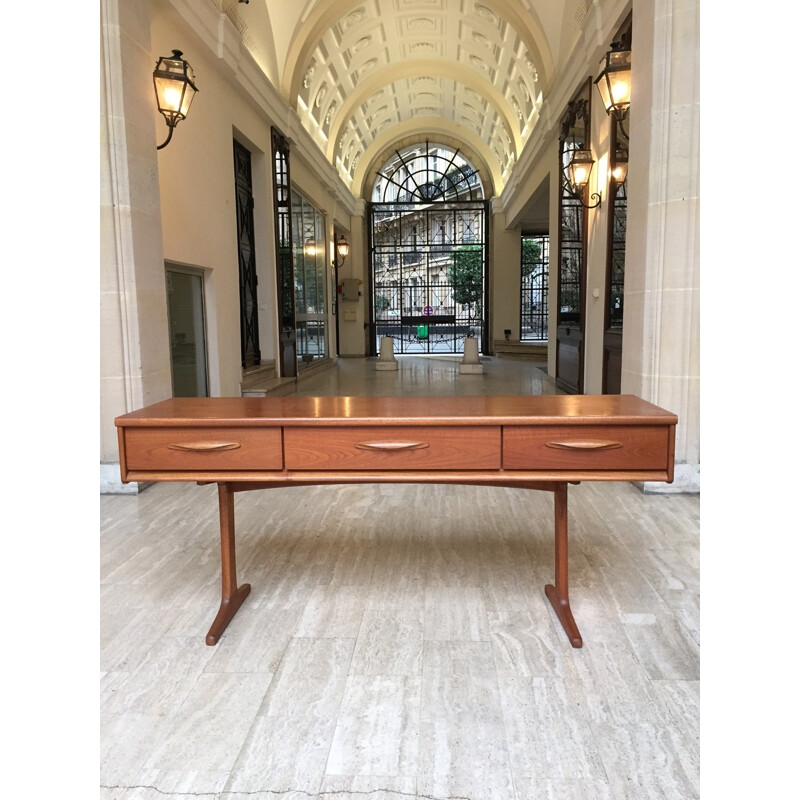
[286,354,559,397]
[100,357,700,800]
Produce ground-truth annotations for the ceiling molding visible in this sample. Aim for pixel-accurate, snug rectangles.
[167,0,360,218]
[324,59,522,162]
[279,0,552,187]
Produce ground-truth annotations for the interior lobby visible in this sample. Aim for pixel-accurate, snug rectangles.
[97,1,705,798]
[100,0,699,495]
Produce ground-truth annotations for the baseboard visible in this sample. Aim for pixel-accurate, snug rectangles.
[638,463,700,494]
[492,340,547,361]
[100,463,151,495]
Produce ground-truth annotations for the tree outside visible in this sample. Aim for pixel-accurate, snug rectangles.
[521,237,542,277]
[447,244,483,317]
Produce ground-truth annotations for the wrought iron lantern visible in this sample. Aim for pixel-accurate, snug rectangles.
[153,50,198,150]
[333,234,350,268]
[566,149,601,209]
[594,43,632,120]
[611,149,628,184]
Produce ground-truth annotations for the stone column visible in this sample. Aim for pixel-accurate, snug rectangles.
[100,0,171,492]
[338,207,368,356]
[623,0,700,492]
[490,206,521,345]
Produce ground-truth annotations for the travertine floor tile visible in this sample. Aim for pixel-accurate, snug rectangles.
[294,584,368,638]
[224,713,333,793]
[498,675,605,780]
[418,641,514,798]
[256,637,355,718]
[592,721,700,799]
[325,675,421,776]
[205,605,304,673]
[512,777,615,800]
[570,639,675,726]
[144,672,273,772]
[318,774,417,795]
[489,609,573,678]
[350,608,424,676]
[101,636,216,715]
[423,586,489,641]
[100,357,699,800]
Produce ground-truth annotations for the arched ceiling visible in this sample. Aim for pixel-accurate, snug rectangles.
[237,0,585,197]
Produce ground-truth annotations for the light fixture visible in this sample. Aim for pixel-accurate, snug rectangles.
[611,149,628,184]
[332,234,350,269]
[594,42,632,121]
[565,149,601,209]
[153,50,198,150]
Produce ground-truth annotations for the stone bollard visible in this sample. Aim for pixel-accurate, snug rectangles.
[376,336,398,370]
[459,336,483,374]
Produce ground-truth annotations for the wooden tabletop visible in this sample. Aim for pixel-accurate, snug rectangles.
[116,394,678,428]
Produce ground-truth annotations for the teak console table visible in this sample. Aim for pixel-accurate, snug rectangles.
[116,394,677,648]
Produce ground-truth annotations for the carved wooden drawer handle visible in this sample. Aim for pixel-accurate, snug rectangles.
[545,440,623,451]
[354,441,430,452]
[167,441,242,452]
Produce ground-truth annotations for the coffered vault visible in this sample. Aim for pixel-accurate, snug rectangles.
[210,0,590,197]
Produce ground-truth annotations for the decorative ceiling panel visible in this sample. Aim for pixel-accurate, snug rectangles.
[289,0,550,192]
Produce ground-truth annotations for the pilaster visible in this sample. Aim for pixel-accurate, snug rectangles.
[100,0,172,491]
[624,0,700,492]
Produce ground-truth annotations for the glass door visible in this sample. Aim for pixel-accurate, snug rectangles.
[166,266,209,397]
[291,190,328,368]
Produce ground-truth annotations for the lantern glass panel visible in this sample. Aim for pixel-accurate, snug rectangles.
[154,53,197,120]
[596,49,631,114]
[568,150,594,190]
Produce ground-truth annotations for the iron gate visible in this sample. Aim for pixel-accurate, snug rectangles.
[367,143,488,355]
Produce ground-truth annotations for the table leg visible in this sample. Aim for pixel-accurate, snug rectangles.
[206,482,251,646]
[544,482,583,648]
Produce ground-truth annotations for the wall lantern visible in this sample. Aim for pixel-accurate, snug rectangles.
[153,50,198,150]
[611,149,628,184]
[566,149,601,209]
[332,234,350,268]
[594,42,632,121]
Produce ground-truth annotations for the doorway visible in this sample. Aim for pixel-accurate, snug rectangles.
[166,266,209,397]
[368,142,488,355]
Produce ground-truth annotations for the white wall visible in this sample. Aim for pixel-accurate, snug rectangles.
[150,0,278,396]
[100,0,361,488]
[336,211,367,357]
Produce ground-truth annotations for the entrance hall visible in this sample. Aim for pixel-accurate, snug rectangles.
[97,2,704,798]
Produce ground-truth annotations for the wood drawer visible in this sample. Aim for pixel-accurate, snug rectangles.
[123,427,283,471]
[503,425,670,471]
[284,426,501,470]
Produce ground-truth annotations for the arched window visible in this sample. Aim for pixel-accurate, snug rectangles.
[367,142,488,355]
[373,142,484,203]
